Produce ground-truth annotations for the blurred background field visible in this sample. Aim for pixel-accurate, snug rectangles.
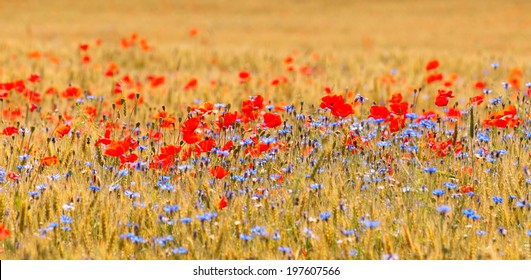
[2,0,531,55]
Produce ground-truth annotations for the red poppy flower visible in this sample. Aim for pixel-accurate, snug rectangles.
[218,196,228,210]
[119,153,138,168]
[0,223,10,240]
[42,156,59,166]
[95,130,112,146]
[181,117,199,133]
[161,145,182,156]
[446,108,462,118]
[437,89,454,98]
[61,86,81,99]
[28,74,41,83]
[284,56,294,64]
[7,172,19,181]
[331,103,354,118]
[426,60,439,71]
[222,140,234,152]
[239,70,250,83]
[209,166,229,179]
[104,141,128,157]
[153,111,176,128]
[2,126,18,136]
[475,81,486,89]
[79,44,89,51]
[183,132,201,144]
[435,95,449,107]
[216,111,238,130]
[148,75,165,88]
[389,102,408,116]
[469,94,485,106]
[56,124,71,137]
[189,28,198,37]
[81,55,91,63]
[105,62,119,77]
[426,73,443,84]
[389,115,406,133]
[242,95,264,113]
[184,78,198,91]
[84,106,97,121]
[195,138,215,155]
[460,185,473,193]
[263,113,282,128]
[435,89,454,107]
[320,95,344,110]
[369,105,390,120]
[196,102,214,116]
[389,93,403,103]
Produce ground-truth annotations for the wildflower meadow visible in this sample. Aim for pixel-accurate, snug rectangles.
[0,0,530,261]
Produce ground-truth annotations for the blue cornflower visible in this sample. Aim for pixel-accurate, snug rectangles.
[341,229,357,236]
[443,182,457,189]
[471,214,481,220]
[196,212,217,222]
[240,233,253,241]
[48,174,61,181]
[272,231,281,240]
[117,169,129,177]
[349,250,359,256]
[436,205,451,215]
[424,167,437,174]
[516,200,527,208]
[405,113,418,119]
[491,62,499,69]
[163,204,179,213]
[28,191,40,198]
[377,141,391,147]
[109,184,121,191]
[492,196,503,204]
[419,119,436,129]
[19,154,29,161]
[172,246,188,255]
[60,215,73,224]
[462,208,475,218]
[477,133,490,142]
[497,227,507,235]
[278,246,291,254]
[476,230,487,236]
[250,226,268,237]
[363,220,380,229]
[157,180,175,191]
[89,185,101,192]
[156,235,174,247]
[124,190,140,198]
[490,97,502,105]
[527,230,531,237]
[432,189,446,197]
[502,82,510,89]
[319,211,332,221]
[382,253,399,260]
[181,217,193,224]
[130,236,146,243]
